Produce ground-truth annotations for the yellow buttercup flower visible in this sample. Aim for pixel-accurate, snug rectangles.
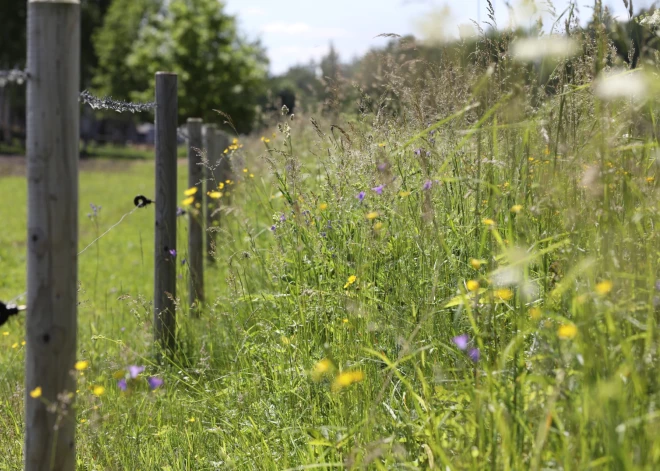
[92,385,105,396]
[11,342,18,349]
[344,275,357,289]
[243,168,248,173]
[399,191,411,197]
[558,324,577,340]
[2,331,8,336]
[483,218,496,226]
[332,370,364,392]
[29,387,42,398]
[207,191,222,199]
[373,222,383,231]
[495,288,514,301]
[218,182,224,189]
[181,196,195,207]
[74,360,89,371]
[312,358,333,381]
[595,280,613,295]
[510,204,523,213]
[469,258,482,269]
[319,203,328,211]
[366,211,379,220]
[183,187,198,196]
[466,280,480,292]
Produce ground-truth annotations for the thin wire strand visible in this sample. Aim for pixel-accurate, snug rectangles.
[8,206,142,304]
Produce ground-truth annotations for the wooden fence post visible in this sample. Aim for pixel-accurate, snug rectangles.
[154,72,178,354]
[25,0,80,469]
[203,124,218,261]
[186,118,203,315]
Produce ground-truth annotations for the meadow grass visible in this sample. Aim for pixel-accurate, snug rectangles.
[2,33,660,471]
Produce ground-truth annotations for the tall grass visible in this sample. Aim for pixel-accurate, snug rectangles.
[1,8,660,470]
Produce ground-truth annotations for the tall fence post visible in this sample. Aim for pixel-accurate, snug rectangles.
[25,0,80,469]
[154,72,178,354]
[186,118,203,316]
[203,124,217,262]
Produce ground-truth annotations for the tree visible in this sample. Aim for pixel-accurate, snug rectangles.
[95,0,268,132]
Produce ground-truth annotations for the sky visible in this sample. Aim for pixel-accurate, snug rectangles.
[224,0,657,75]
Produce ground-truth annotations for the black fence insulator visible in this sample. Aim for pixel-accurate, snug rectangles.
[0,301,24,327]
[134,195,154,208]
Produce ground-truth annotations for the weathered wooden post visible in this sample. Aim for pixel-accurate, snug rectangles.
[186,118,203,315]
[203,124,218,261]
[25,0,80,469]
[154,72,178,354]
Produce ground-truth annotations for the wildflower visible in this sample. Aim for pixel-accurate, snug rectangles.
[646,176,655,183]
[272,132,277,138]
[181,196,195,207]
[183,187,198,196]
[342,318,349,323]
[378,142,386,147]
[510,204,523,213]
[495,288,514,301]
[344,275,357,289]
[208,191,222,199]
[357,191,366,202]
[452,334,469,351]
[148,377,164,390]
[595,280,613,295]
[377,163,388,171]
[466,280,480,292]
[422,180,432,191]
[558,324,578,340]
[470,258,482,269]
[332,370,364,391]
[29,387,42,398]
[75,360,89,371]
[169,249,176,258]
[279,214,286,222]
[264,138,270,143]
[181,258,186,266]
[529,307,542,320]
[399,190,411,197]
[366,211,379,220]
[2,331,8,336]
[117,379,127,391]
[21,341,25,346]
[176,207,186,217]
[218,182,225,190]
[373,222,383,231]
[270,225,276,232]
[188,417,196,423]
[11,342,18,349]
[372,184,384,195]
[92,385,105,396]
[414,148,423,156]
[312,358,333,381]
[128,365,145,379]
[483,218,496,226]
[243,168,248,173]
[468,348,480,363]
[319,203,328,211]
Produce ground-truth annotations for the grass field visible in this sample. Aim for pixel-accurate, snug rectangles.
[2,35,660,471]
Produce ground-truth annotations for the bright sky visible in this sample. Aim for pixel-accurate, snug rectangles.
[224,0,657,75]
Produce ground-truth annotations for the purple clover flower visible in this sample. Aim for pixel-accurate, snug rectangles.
[357,191,366,202]
[128,365,145,379]
[468,348,480,363]
[423,180,433,191]
[372,184,384,195]
[117,379,127,391]
[148,377,164,390]
[452,334,469,351]
[270,225,276,232]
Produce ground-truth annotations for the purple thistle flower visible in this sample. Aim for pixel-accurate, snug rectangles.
[148,377,164,390]
[128,365,145,379]
[117,379,127,391]
[270,225,276,232]
[468,348,480,363]
[357,191,366,202]
[423,180,433,191]
[452,334,469,351]
[372,184,384,195]
[279,213,286,222]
